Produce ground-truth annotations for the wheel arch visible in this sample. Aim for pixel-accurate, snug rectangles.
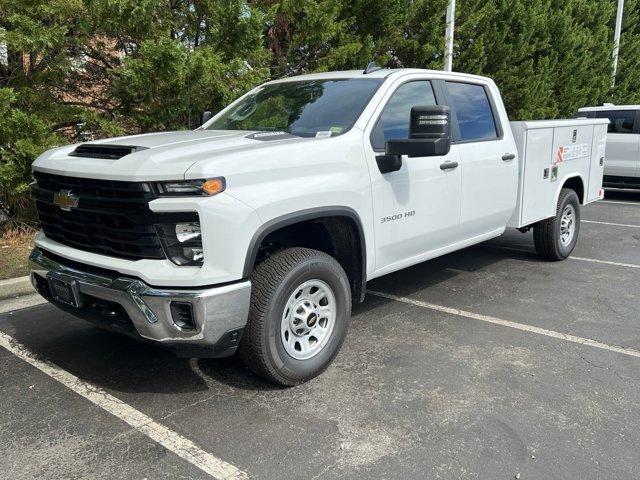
[556,174,585,206]
[243,206,367,302]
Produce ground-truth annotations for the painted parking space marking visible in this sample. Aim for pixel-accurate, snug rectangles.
[481,244,640,270]
[582,220,640,228]
[0,331,248,480]
[367,290,640,359]
[599,200,640,206]
[0,294,47,314]
[569,256,640,269]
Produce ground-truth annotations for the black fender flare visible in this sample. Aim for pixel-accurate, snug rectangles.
[242,206,367,298]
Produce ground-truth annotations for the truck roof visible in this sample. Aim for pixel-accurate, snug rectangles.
[266,68,494,84]
[579,105,640,112]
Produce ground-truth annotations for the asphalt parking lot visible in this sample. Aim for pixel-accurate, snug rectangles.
[1,190,639,480]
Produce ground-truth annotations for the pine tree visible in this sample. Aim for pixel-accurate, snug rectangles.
[549,0,614,116]
[611,0,640,104]
[451,0,615,119]
[96,0,271,131]
[2,0,640,229]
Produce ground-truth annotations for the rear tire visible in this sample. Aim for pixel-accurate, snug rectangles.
[239,247,351,386]
[533,188,580,261]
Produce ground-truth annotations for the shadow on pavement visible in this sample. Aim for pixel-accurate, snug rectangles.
[604,188,640,202]
[0,221,564,393]
[359,239,543,316]
[194,357,284,391]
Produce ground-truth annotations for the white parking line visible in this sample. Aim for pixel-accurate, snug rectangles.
[0,294,47,314]
[481,244,640,269]
[599,200,640,206]
[367,290,640,359]
[582,220,640,228]
[570,256,640,269]
[0,332,248,480]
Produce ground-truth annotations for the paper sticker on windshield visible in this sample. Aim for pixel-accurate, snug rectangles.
[554,143,589,164]
[315,131,332,138]
[330,126,343,135]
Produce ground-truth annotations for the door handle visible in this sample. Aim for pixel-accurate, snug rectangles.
[440,161,459,170]
[502,153,516,161]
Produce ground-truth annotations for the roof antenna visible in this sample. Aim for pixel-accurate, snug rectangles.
[363,61,382,74]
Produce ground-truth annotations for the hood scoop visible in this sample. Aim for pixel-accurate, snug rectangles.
[69,144,148,160]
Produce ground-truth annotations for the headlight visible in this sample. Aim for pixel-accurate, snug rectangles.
[155,222,204,266]
[155,177,226,196]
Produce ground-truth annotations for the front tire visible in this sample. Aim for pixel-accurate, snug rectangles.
[239,247,351,386]
[533,188,581,261]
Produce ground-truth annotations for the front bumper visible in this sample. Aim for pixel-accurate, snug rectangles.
[29,248,251,358]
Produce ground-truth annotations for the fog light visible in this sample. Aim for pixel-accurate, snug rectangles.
[175,222,201,243]
[182,246,204,263]
[155,222,204,266]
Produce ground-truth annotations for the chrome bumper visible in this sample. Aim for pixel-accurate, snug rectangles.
[29,248,251,356]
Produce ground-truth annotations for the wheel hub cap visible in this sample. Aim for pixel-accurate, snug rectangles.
[560,204,576,246]
[307,313,317,328]
[281,279,336,360]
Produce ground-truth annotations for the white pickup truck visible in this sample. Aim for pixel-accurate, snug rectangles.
[29,68,608,385]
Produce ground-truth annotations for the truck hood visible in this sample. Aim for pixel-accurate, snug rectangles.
[32,129,313,181]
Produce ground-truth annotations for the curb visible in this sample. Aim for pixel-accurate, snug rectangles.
[0,275,35,301]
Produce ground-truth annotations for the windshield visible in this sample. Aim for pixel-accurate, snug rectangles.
[205,78,383,137]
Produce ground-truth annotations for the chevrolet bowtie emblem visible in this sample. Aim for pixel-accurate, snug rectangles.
[53,190,79,211]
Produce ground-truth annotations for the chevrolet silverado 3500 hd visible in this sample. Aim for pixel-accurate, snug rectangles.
[29,68,608,385]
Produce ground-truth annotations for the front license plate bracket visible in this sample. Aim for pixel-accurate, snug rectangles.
[47,274,82,308]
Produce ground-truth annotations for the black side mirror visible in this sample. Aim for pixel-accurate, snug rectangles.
[385,105,451,157]
[200,110,213,126]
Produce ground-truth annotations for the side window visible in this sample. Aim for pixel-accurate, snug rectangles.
[370,81,436,151]
[445,81,498,142]
[594,110,635,134]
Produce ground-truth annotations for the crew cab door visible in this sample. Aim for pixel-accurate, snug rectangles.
[592,109,640,178]
[443,81,518,237]
[363,78,461,274]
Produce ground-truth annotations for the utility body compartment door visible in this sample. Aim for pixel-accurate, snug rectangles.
[511,125,556,227]
[587,123,608,202]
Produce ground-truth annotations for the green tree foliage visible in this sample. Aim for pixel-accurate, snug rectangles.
[110,38,267,131]
[611,0,640,103]
[94,0,270,130]
[451,0,616,120]
[256,0,363,74]
[1,0,85,225]
[1,0,639,228]
[0,88,59,225]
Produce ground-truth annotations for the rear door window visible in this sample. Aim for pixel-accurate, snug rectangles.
[370,81,437,151]
[445,82,498,142]
[593,110,635,134]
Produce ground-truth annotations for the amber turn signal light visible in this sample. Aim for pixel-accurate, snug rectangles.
[202,177,226,196]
